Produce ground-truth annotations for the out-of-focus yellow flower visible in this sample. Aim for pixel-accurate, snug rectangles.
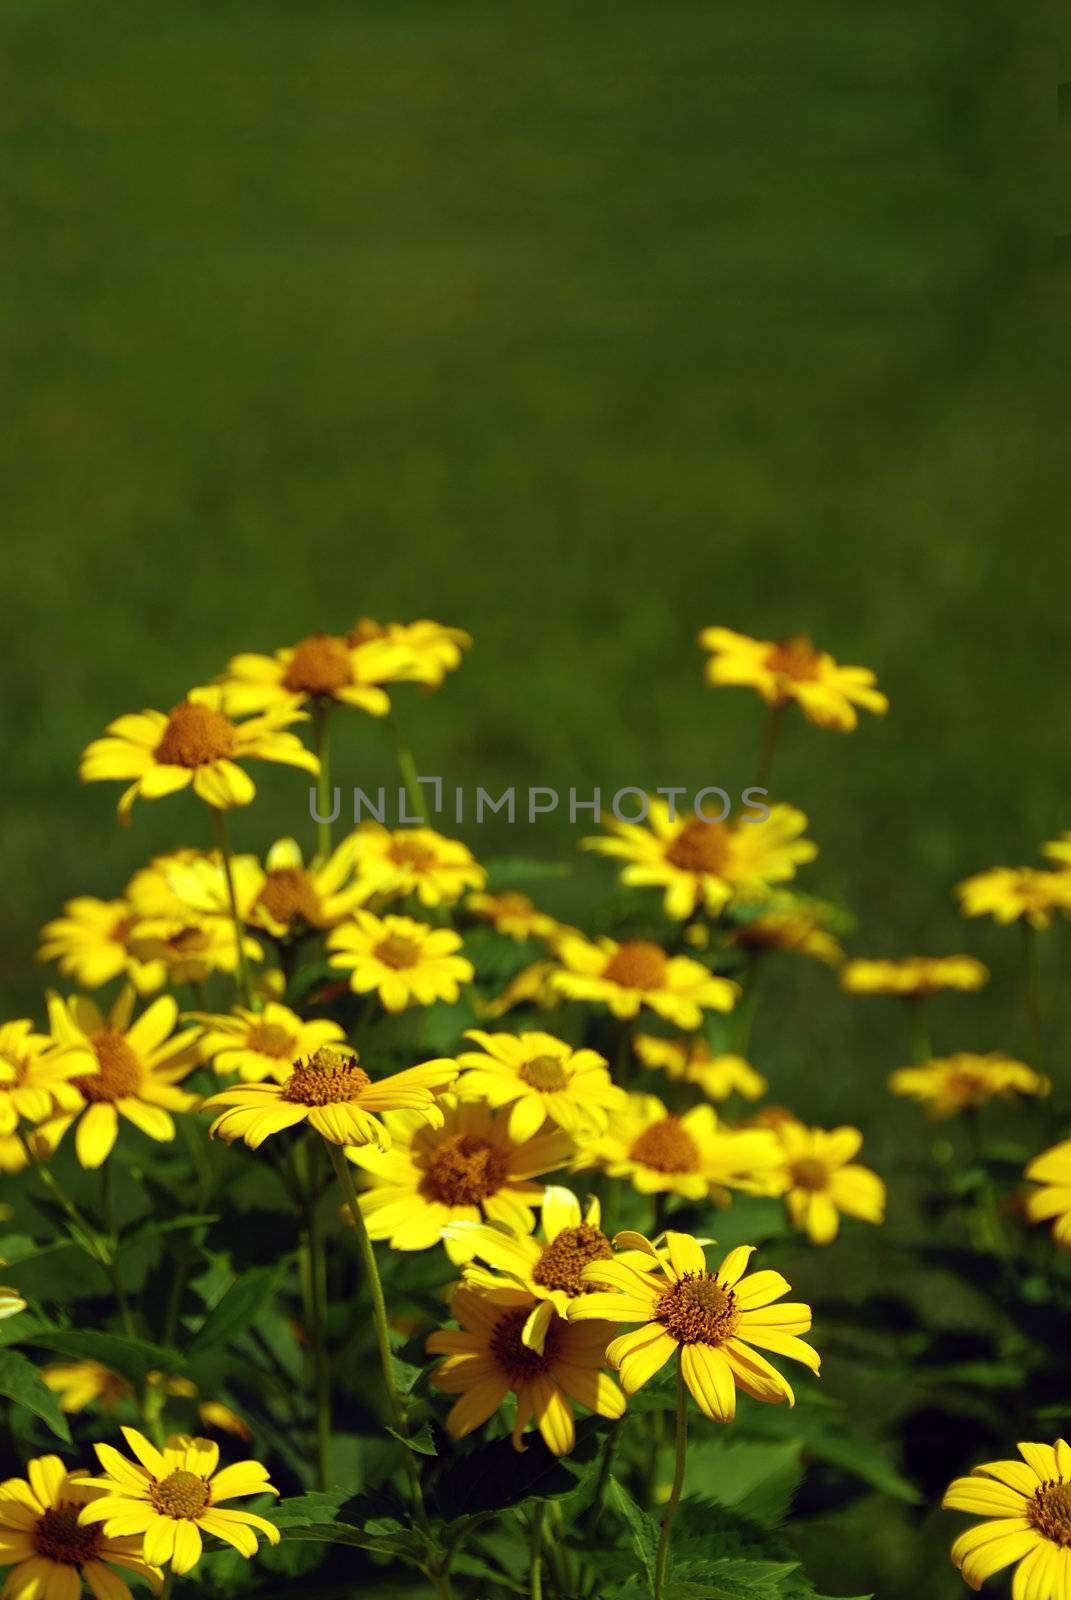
[197,1402,252,1441]
[0,1019,88,1141]
[124,850,264,986]
[726,905,844,967]
[699,627,888,731]
[203,1045,457,1150]
[955,866,1071,930]
[79,687,318,821]
[551,935,737,1030]
[0,1137,30,1174]
[455,1029,625,1141]
[37,897,168,994]
[191,1003,347,1084]
[889,1053,1050,1119]
[479,961,561,1019]
[765,1119,885,1245]
[216,632,407,716]
[569,1230,820,1420]
[245,836,368,937]
[633,1034,768,1103]
[1025,1139,1071,1248]
[43,1360,133,1414]
[572,1092,781,1202]
[465,891,567,944]
[1042,832,1071,867]
[582,801,816,921]
[348,824,485,908]
[327,912,474,1012]
[347,618,472,688]
[840,955,989,997]
[0,1283,26,1321]
[942,1439,1071,1594]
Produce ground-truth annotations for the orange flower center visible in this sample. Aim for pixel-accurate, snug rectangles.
[790,1157,829,1192]
[603,940,669,990]
[246,1021,298,1058]
[489,1305,562,1381]
[388,837,437,870]
[33,1502,103,1564]
[282,634,353,696]
[282,1047,371,1105]
[765,634,821,681]
[666,818,731,875]
[656,1272,739,1346]
[532,1223,614,1296]
[1030,1481,1071,1548]
[155,702,238,767]
[149,1469,211,1519]
[421,1133,510,1205]
[630,1115,701,1174]
[519,1054,569,1092]
[374,934,422,970]
[256,867,323,928]
[74,1030,143,1102]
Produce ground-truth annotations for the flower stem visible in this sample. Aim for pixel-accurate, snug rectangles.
[389,715,428,823]
[297,1138,333,1491]
[312,700,334,862]
[160,1570,174,1600]
[754,701,784,791]
[654,1359,688,1600]
[210,807,253,1009]
[1021,922,1045,1070]
[529,1501,545,1600]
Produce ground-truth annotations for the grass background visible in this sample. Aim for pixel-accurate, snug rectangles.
[2,2,1068,1594]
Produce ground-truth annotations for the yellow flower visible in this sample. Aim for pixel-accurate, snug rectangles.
[698,627,888,731]
[447,1187,615,1316]
[0,1453,163,1599]
[76,1427,279,1575]
[583,801,816,921]
[1042,832,1071,868]
[426,1281,624,1455]
[37,898,168,994]
[633,1035,768,1103]
[197,1403,252,1442]
[203,1044,456,1150]
[455,1029,626,1141]
[0,1020,87,1140]
[38,991,200,1168]
[465,891,567,944]
[216,631,407,716]
[570,1230,820,1421]
[0,1285,26,1321]
[889,1053,1050,1119]
[726,904,844,968]
[841,955,989,997]
[573,1092,781,1202]
[348,824,485,908]
[551,936,737,1030]
[479,961,561,1020]
[956,866,1071,931]
[0,1139,30,1176]
[192,1003,347,1084]
[347,617,472,688]
[244,836,368,937]
[42,1362,133,1415]
[347,1097,573,1261]
[766,1120,885,1245]
[79,686,318,821]
[124,850,264,986]
[942,1439,1071,1594]
[1025,1140,1071,1248]
[327,912,474,1012]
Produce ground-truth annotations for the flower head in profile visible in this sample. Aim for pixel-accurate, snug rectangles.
[191,1002,347,1084]
[347,617,472,688]
[347,1097,573,1261]
[766,1119,885,1245]
[245,836,368,938]
[76,1428,279,1576]
[889,1053,1050,1120]
[699,627,888,731]
[348,824,485,908]
[37,897,167,994]
[0,1019,88,1142]
[0,1453,163,1598]
[726,902,845,968]
[203,1045,457,1149]
[841,954,989,997]
[38,992,200,1168]
[465,891,567,944]
[455,1029,626,1141]
[942,1439,1071,1594]
[573,1092,781,1202]
[1024,1139,1071,1248]
[633,1034,768,1103]
[551,935,737,1030]
[570,1230,820,1421]
[43,1360,133,1415]
[79,686,318,821]
[327,912,474,1012]
[955,867,1071,930]
[216,631,408,716]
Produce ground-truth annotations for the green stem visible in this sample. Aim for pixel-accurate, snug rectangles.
[654,1360,688,1600]
[529,1501,545,1600]
[1021,922,1045,1069]
[210,807,254,1009]
[312,700,334,862]
[755,701,785,792]
[389,715,428,823]
[160,1570,174,1600]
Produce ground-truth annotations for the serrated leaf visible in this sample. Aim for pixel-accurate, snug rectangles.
[0,1350,71,1442]
[607,1477,658,1595]
[683,1439,803,1528]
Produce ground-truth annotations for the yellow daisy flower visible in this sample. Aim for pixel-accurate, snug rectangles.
[1025,1140,1071,1248]
[426,1281,624,1455]
[327,912,474,1012]
[0,1019,88,1141]
[479,961,561,1020]
[573,1092,782,1202]
[726,904,844,967]
[216,631,407,717]
[633,1034,768,1103]
[583,801,816,921]
[76,1427,279,1575]
[346,617,472,688]
[698,627,888,732]
[551,936,737,1030]
[942,1439,1071,1594]
[765,1119,885,1245]
[840,955,989,997]
[124,850,264,987]
[455,1029,626,1141]
[955,866,1071,931]
[37,897,168,994]
[79,686,318,821]
[42,1361,132,1415]
[347,1097,573,1261]
[203,1044,457,1149]
[465,891,567,944]
[191,1003,346,1084]
[348,824,485,908]
[889,1053,1050,1120]
[37,991,200,1168]
[0,1454,163,1599]
[570,1230,820,1421]
[244,836,368,938]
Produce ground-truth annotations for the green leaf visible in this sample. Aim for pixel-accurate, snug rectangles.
[683,1440,803,1528]
[27,1329,184,1386]
[188,1259,291,1354]
[386,1420,437,1456]
[431,1422,602,1517]
[389,1353,424,1395]
[0,1350,71,1442]
[607,1477,658,1595]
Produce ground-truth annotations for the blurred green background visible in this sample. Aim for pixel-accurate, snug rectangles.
[3,2,1067,1594]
